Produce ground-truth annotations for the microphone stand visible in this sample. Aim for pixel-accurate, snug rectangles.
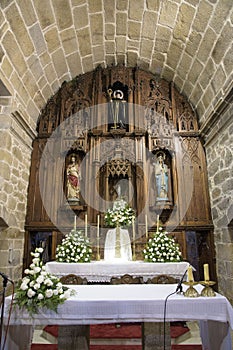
[0,274,8,350]
[176,269,188,294]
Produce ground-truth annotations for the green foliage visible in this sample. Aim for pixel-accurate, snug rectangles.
[14,248,75,316]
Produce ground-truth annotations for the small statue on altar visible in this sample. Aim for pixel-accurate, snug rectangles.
[66,154,81,201]
[154,152,169,200]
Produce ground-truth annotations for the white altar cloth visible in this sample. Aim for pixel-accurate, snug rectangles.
[45,261,189,282]
[104,228,132,261]
[3,284,233,350]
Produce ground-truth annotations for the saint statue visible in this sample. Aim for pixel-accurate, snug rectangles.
[154,152,169,200]
[66,155,81,201]
[108,89,126,129]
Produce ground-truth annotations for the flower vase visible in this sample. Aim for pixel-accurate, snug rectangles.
[114,224,121,258]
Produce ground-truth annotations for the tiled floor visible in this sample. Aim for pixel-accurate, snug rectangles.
[32,322,202,346]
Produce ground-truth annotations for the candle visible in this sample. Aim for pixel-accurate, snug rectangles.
[97,215,100,239]
[85,214,88,238]
[204,264,210,281]
[187,266,194,282]
[132,217,135,241]
[74,215,77,231]
[156,214,159,232]
[145,214,148,240]
[97,215,100,260]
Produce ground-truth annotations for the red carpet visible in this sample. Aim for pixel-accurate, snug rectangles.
[31,346,142,350]
[31,346,57,350]
[43,325,58,338]
[172,347,201,350]
[90,347,201,350]
[31,345,202,350]
[91,323,142,338]
[43,323,189,339]
[43,323,142,339]
[90,346,141,350]
[31,324,201,350]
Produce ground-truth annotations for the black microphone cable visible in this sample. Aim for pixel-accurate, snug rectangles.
[163,270,188,350]
[163,288,177,350]
[163,270,187,350]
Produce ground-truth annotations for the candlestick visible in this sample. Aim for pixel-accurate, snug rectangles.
[132,217,135,241]
[96,215,100,260]
[85,214,88,238]
[183,266,199,297]
[132,217,136,260]
[74,215,77,231]
[200,280,216,297]
[204,264,209,281]
[156,215,159,232]
[200,265,216,296]
[187,266,194,282]
[183,281,199,297]
[97,215,100,239]
[145,214,148,240]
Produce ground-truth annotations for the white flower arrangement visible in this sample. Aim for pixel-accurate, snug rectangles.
[143,227,182,263]
[56,229,92,263]
[104,199,135,227]
[14,247,75,315]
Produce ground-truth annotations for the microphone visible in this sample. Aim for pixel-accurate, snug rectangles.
[176,269,187,293]
[0,272,14,284]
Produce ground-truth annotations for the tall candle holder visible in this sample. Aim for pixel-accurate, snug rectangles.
[96,215,100,261]
[96,238,101,261]
[145,214,148,241]
[85,214,88,238]
[183,281,199,298]
[132,218,136,260]
[200,281,216,297]
[132,242,136,261]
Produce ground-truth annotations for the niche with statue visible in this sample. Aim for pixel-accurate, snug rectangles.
[153,150,173,206]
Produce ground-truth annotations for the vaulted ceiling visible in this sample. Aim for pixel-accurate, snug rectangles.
[0,0,232,133]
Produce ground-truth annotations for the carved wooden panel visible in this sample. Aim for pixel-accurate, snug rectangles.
[25,66,215,274]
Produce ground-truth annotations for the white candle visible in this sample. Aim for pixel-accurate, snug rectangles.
[74,215,77,230]
[132,217,135,241]
[96,215,100,260]
[204,264,210,281]
[145,214,148,240]
[85,214,88,238]
[156,215,159,232]
[187,266,194,282]
[97,215,100,239]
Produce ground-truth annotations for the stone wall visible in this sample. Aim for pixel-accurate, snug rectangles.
[0,110,35,282]
[0,0,232,127]
[204,95,233,304]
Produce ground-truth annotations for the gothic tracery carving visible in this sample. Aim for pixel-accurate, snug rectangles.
[181,137,201,165]
[107,159,130,177]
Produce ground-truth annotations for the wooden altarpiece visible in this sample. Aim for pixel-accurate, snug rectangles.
[24,66,216,283]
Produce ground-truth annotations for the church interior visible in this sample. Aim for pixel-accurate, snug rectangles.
[0,0,233,349]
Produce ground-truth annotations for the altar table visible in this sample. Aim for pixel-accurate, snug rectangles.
[3,284,233,350]
[45,261,189,282]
